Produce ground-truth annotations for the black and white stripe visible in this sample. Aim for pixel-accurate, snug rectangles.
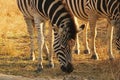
[64,0,120,60]
[116,37,120,50]
[115,24,120,51]
[17,0,54,71]
[17,0,77,73]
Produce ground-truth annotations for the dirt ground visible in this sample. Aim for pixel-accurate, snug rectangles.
[0,73,64,80]
[0,73,87,80]
[0,73,35,80]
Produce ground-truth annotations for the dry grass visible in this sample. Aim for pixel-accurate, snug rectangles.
[0,0,120,80]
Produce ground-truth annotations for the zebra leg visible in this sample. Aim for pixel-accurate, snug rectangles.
[42,25,49,60]
[107,23,114,60]
[43,22,54,68]
[43,24,54,68]
[88,15,99,60]
[74,33,80,54]
[47,29,54,68]
[83,23,90,54]
[43,42,49,60]
[74,17,80,54]
[34,18,44,72]
[24,17,35,61]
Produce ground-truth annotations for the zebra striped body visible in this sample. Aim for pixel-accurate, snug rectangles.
[17,0,77,73]
[65,0,120,59]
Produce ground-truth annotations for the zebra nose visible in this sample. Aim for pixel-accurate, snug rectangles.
[61,62,74,73]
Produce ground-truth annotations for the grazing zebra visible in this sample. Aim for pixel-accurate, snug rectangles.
[64,0,120,60]
[17,0,77,73]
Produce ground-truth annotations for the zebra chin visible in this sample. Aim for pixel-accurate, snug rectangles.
[61,62,74,73]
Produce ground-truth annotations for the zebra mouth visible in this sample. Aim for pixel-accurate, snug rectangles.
[61,62,74,73]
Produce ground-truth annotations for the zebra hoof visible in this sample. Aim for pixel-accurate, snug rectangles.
[61,62,74,73]
[84,50,90,54]
[29,57,35,61]
[44,57,49,60]
[29,56,33,60]
[30,56,36,61]
[47,63,54,68]
[109,58,114,61]
[74,50,80,54]
[35,67,43,73]
[91,54,99,60]
[46,63,54,68]
[35,64,43,73]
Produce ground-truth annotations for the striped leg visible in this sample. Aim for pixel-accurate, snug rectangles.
[74,33,80,54]
[48,29,54,68]
[88,14,99,60]
[74,17,80,54]
[24,17,36,61]
[43,38,54,68]
[74,17,89,54]
[45,22,54,68]
[83,23,90,54]
[42,22,52,61]
[107,23,114,60]
[34,17,44,72]
[43,42,49,60]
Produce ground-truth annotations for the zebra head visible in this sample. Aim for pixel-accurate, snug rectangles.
[53,19,77,73]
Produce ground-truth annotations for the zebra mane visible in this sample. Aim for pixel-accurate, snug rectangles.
[61,0,77,40]
[62,0,75,19]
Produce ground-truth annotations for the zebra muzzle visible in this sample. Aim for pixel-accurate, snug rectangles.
[61,62,74,73]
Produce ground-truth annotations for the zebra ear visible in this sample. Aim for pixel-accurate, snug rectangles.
[68,39,75,49]
[77,24,85,33]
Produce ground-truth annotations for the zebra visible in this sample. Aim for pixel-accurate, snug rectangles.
[17,0,54,69]
[64,0,120,60]
[17,0,77,73]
